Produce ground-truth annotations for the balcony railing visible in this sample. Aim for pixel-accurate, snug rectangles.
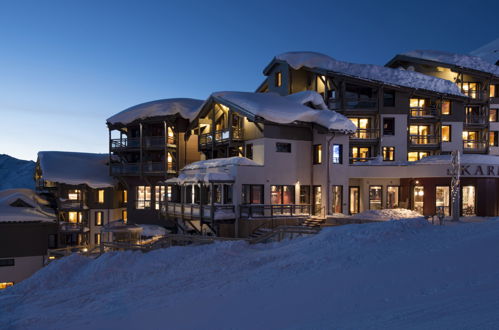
[111,162,176,175]
[463,140,488,152]
[59,222,86,232]
[409,135,440,145]
[351,128,379,140]
[239,204,311,218]
[199,127,244,146]
[409,106,438,118]
[349,157,375,164]
[59,200,87,210]
[328,98,377,110]
[465,114,488,125]
[166,203,236,221]
[110,136,176,150]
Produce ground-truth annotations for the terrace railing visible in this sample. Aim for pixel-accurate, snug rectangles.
[409,135,440,145]
[409,106,438,118]
[239,204,311,219]
[463,140,488,152]
[351,128,379,140]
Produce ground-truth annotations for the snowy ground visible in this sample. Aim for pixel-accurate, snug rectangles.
[2,219,499,329]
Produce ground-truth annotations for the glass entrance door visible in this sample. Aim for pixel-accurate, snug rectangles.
[462,185,476,216]
[369,186,382,210]
[413,185,424,214]
[387,186,399,208]
[349,186,360,214]
[436,186,450,216]
[313,186,322,216]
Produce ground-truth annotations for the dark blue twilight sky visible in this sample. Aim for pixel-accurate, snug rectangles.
[1,0,498,160]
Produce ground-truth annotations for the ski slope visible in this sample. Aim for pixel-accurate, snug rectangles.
[1,219,499,329]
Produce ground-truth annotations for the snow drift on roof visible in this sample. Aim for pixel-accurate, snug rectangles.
[213,91,357,133]
[182,157,260,171]
[0,189,55,223]
[38,151,115,189]
[284,91,328,110]
[403,50,499,77]
[470,38,499,66]
[107,98,204,125]
[275,52,464,96]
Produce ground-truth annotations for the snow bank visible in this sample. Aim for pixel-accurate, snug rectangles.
[213,91,357,133]
[470,38,499,65]
[276,51,464,96]
[404,49,499,76]
[350,208,424,221]
[107,98,204,125]
[38,151,115,189]
[6,219,499,329]
[0,189,55,223]
[138,224,168,237]
[182,156,261,171]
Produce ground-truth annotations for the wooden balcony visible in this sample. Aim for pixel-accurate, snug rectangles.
[409,106,438,119]
[111,162,176,176]
[199,127,244,147]
[110,136,176,151]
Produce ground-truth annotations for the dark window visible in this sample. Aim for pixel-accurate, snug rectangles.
[223,185,233,204]
[300,185,310,204]
[271,185,295,204]
[383,118,395,135]
[383,91,395,107]
[332,144,343,164]
[242,185,264,204]
[185,186,192,204]
[95,211,103,226]
[0,259,15,267]
[313,144,322,164]
[245,144,253,159]
[382,147,395,161]
[48,235,56,249]
[276,142,291,153]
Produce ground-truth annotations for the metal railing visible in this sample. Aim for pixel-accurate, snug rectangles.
[409,106,438,118]
[59,222,86,232]
[166,203,236,220]
[349,157,375,163]
[59,200,86,209]
[463,140,488,152]
[111,162,176,175]
[239,204,311,219]
[409,135,440,145]
[199,127,244,146]
[465,115,488,125]
[351,128,379,140]
[328,97,377,110]
[110,138,140,149]
[110,136,176,150]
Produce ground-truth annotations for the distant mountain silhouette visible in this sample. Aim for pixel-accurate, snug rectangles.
[0,154,35,190]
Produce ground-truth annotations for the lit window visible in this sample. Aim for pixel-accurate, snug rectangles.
[97,190,104,203]
[275,72,282,87]
[0,282,14,290]
[442,125,451,142]
[441,100,451,115]
[123,190,128,203]
[167,152,174,172]
[155,185,165,210]
[382,147,395,161]
[490,109,498,122]
[350,147,370,163]
[332,144,343,164]
[95,211,103,226]
[94,233,101,245]
[122,210,128,223]
[276,142,291,153]
[460,82,479,99]
[313,144,322,164]
[490,85,496,98]
[408,151,429,162]
[490,132,498,147]
[136,186,151,209]
[68,211,82,223]
[68,190,81,200]
[168,127,175,144]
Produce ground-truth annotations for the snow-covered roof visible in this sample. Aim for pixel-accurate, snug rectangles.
[212,91,357,133]
[38,151,115,189]
[401,50,499,77]
[165,172,234,184]
[470,38,499,66]
[107,98,204,126]
[273,51,464,96]
[182,157,260,171]
[0,189,56,223]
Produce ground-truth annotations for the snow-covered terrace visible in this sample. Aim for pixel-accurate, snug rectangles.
[38,151,115,189]
[0,189,56,223]
[269,51,465,96]
[106,98,204,127]
[392,49,499,77]
[208,90,357,133]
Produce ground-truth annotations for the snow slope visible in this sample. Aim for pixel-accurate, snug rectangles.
[2,219,499,329]
[0,154,35,190]
[470,38,499,65]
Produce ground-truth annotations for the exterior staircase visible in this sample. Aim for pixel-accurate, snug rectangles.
[301,217,324,228]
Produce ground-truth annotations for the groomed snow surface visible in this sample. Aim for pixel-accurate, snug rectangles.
[3,219,499,329]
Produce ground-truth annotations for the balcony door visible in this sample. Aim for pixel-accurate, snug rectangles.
[413,185,424,214]
[349,186,360,215]
[462,186,476,216]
